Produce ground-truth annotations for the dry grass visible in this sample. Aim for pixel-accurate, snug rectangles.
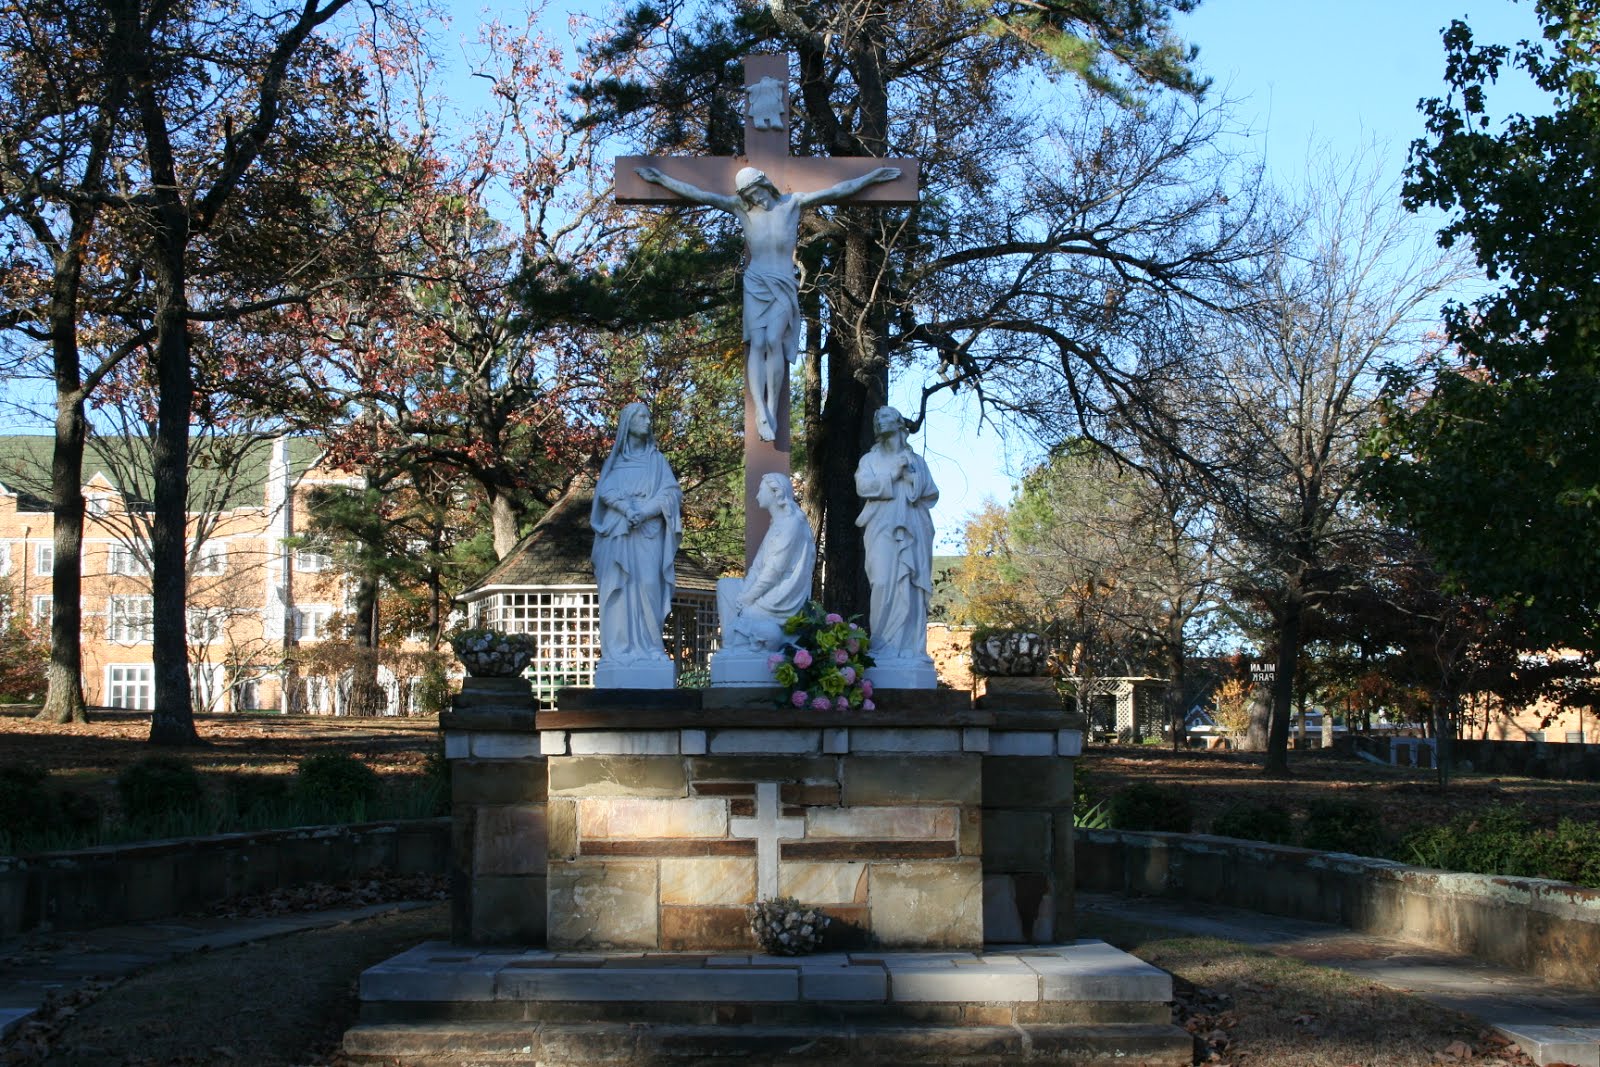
[1082,915,1536,1067]
[7,904,449,1067]
[1082,744,1600,840]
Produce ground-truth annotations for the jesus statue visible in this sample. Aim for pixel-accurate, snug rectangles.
[636,163,900,442]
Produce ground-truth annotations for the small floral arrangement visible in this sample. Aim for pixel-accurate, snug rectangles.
[768,602,876,711]
[750,897,831,955]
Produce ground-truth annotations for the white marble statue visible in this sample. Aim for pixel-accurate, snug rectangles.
[723,474,815,650]
[745,76,786,131]
[634,163,900,443]
[710,474,816,686]
[855,405,939,688]
[591,402,682,688]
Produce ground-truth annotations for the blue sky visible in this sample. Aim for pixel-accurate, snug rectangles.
[3,1,1552,552]
[918,0,1549,547]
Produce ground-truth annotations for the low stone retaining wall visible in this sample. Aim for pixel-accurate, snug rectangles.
[1077,828,1600,988]
[0,818,451,937]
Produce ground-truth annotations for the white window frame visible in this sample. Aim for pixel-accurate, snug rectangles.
[294,547,332,573]
[86,492,111,518]
[34,543,54,575]
[108,542,150,577]
[31,595,53,631]
[106,664,155,710]
[293,604,334,641]
[186,606,226,644]
[0,542,11,576]
[193,540,228,576]
[107,595,155,643]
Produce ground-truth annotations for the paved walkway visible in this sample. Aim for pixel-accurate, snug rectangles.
[1079,892,1600,1067]
[4,896,1597,1066]
[0,902,433,1042]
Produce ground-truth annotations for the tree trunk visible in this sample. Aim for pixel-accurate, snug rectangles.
[1243,684,1271,752]
[1164,637,1186,751]
[1263,600,1303,775]
[488,490,520,560]
[38,393,89,725]
[146,216,199,746]
[797,16,892,623]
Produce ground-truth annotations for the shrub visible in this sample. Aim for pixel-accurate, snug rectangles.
[224,773,292,820]
[294,752,381,816]
[1302,799,1388,857]
[0,764,53,839]
[116,756,205,824]
[1211,802,1295,844]
[1526,820,1600,888]
[1108,782,1193,833]
[1399,802,1600,885]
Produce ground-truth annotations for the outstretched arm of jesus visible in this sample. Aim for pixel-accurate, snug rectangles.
[794,166,900,208]
[635,167,741,213]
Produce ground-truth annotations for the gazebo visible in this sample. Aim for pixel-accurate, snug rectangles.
[457,476,721,701]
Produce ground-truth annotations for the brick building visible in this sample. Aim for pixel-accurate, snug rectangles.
[0,435,402,713]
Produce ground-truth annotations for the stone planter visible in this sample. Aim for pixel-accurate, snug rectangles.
[970,630,1048,677]
[450,631,535,677]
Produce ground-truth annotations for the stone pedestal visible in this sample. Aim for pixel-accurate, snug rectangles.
[445,686,1082,950]
[865,658,938,690]
[442,677,547,945]
[708,648,776,686]
[594,657,676,689]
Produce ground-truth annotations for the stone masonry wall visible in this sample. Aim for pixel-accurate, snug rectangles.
[542,728,985,952]
[1078,828,1600,988]
[445,678,547,945]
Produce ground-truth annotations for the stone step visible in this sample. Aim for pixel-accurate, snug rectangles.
[343,1020,1195,1065]
[359,942,1174,1018]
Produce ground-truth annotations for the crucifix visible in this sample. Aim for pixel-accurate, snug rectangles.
[615,54,920,565]
[728,781,805,901]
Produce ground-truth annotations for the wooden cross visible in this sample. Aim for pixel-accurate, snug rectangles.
[616,54,920,566]
[727,781,805,901]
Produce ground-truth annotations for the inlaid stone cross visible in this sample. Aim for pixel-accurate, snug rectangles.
[615,54,920,564]
[728,781,804,901]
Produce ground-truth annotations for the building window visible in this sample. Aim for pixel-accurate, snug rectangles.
[108,542,150,577]
[0,543,11,576]
[294,548,332,572]
[86,493,111,518]
[193,540,228,576]
[293,605,334,641]
[189,662,224,712]
[231,677,260,713]
[107,595,155,643]
[31,596,53,631]
[107,665,155,710]
[187,607,225,643]
[35,543,54,575]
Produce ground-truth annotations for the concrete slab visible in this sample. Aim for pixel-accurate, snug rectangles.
[495,965,800,1001]
[1495,1024,1600,1067]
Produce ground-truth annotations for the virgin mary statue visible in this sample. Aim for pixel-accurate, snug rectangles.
[590,402,682,687]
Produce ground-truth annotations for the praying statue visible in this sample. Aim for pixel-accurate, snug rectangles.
[591,402,681,687]
[718,473,816,652]
[635,163,900,442]
[855,405,938,683]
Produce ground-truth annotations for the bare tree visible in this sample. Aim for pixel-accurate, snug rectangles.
[1132,149,1471,774]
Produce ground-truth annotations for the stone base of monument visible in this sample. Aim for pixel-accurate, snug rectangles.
[865,657,938,690]
[594,656,676,689]
[343,941,1192,1065]
[708,648,779,687]
[364,682,1190,1064]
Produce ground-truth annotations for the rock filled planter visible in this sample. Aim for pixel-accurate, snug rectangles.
[970,630,1049,677]
[450,630,535,677]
